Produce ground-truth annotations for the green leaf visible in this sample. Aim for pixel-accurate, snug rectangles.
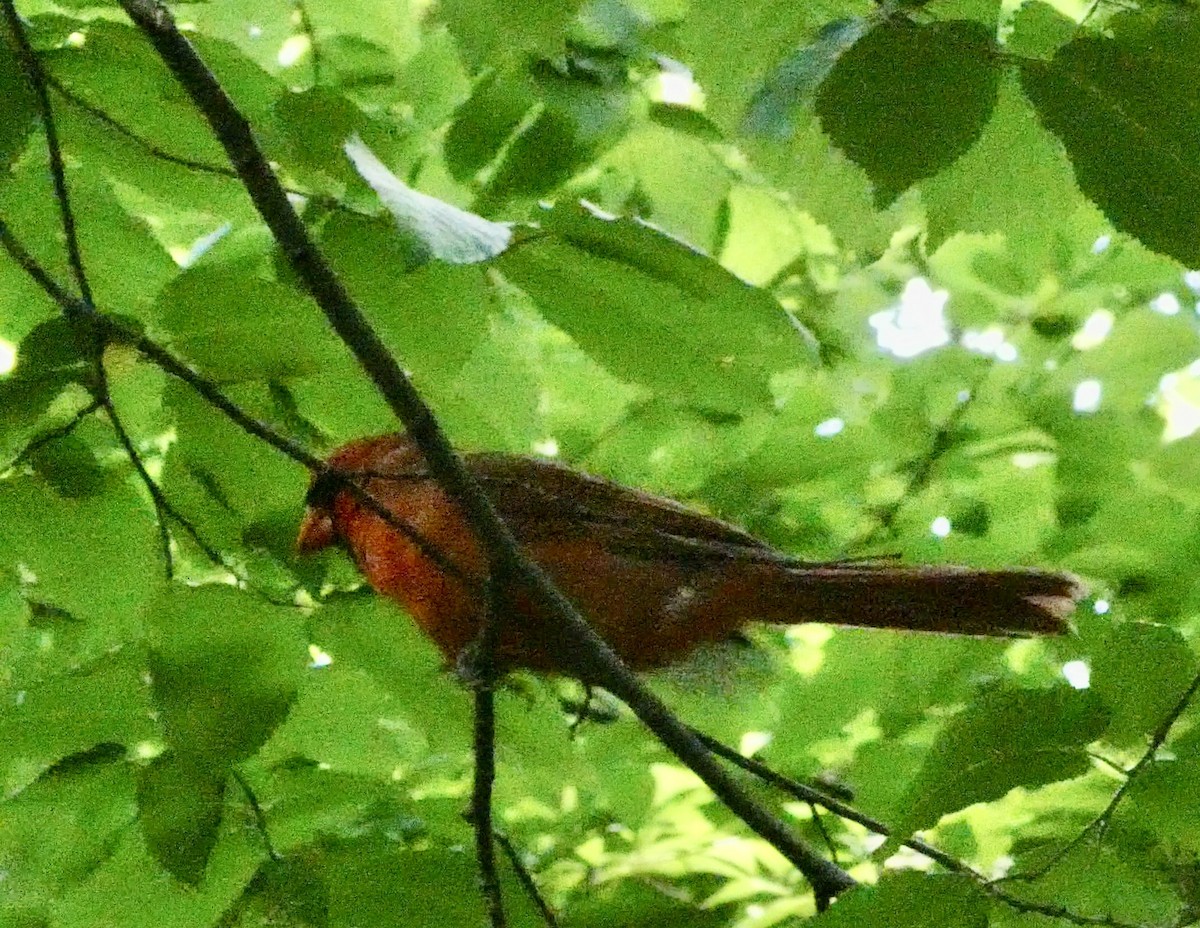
[302,595,472,761]
[816,18,1000,204]
[43,19,230,166]
[884,685,1110,849]
[1020,9,1200,264]
[260,664,430,780]
[0,471,160,625]
[51,803,261,928]
[587,122,733,253]
[155,262,344,382]
[811,872,987,927]
[1007,0,1078,61]
[136,752,226,884]
[0,319,91,437]
[675,0,859,129]
[1130,759,1200,854]
[148,586,306,771]
[0,17,37,177]
[1085,621,1197,744]
[323,838,546,927]
[344,135,513,266]
[742,18,870,139]
[444,69,538,181]
[0,647,155,795]
[921,74,1087,258]
[254,855,330,927]
[26,432,107,498]
[0,746,135,921]
[499,202,816,413]
[478,64,641,208]
[435,0,578,66]
[1006,842,1183,925]
[159,379,307,550]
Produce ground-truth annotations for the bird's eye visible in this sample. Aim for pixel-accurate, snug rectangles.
[305,471,341,508]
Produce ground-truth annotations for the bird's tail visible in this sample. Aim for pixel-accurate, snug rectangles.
[747,564,1084,636]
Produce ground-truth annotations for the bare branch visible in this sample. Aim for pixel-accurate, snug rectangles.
[2,398,102,473]
[1002,667,1200,884]
[101,388,174,577]
[468,579,507,928]
[116,0,854,902]
[1,0,92,305]
[494,831,561,928]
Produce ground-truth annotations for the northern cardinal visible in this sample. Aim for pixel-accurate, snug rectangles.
[297,434,1083,679]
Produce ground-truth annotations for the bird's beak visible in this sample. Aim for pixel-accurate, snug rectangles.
[296,507,336,554]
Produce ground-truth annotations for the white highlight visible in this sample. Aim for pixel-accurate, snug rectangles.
[1092,235,1111,254]
[532,438,559,457]
[1093,599,1110,615]
[869,278,951,359]
[307,644,333,669]
[1151,292,1181,316]
[278,34,310,66]
[930,516,951,538]
[1062,660,1091,690]
[814,417,844,438]
[962,326,1018,362]
[1157,362,1200,441]
[0,338,15,376]
[1185,270,1200,293]
[1072,310,1113,350]
[1073,379,1102,413]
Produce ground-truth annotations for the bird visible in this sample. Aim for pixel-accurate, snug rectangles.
[296,433,1084,681]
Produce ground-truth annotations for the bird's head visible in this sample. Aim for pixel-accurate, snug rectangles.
[295,433,423,554]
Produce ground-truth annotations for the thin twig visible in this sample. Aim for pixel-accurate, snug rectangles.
[101,390,175,577]
[0,215,474,596]
[231,768,282,862]
[116,0,855,903]
[470,579,507,927]
[494,831,561,928]
[1001,667,1200,884]
[3,4,181,576]
[47,73,237,179]
[850,379,982,552]
[689,727,980,878]
[693,727,1162,928]
[1,0,92,306]
[2,398,102,472]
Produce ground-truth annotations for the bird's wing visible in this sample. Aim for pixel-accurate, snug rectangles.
[464,453,782,563]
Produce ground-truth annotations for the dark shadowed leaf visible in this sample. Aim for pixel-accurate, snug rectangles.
[1020,9,1200,264]
[816,18,1000,204]
[136,752,226,885]
[147,586,306,771]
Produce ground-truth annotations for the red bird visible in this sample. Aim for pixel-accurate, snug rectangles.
[297,434,1083,679]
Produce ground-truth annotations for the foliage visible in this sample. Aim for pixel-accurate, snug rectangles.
[2,0,1200,926]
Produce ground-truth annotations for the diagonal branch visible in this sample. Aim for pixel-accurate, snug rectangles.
[694,728,1163,928]
[494,831,561,928]
[1,0,92,305]
[2,398,102,472]
[115,0,854,904]
[101,384,175,577]
[1001,667,1200,885]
